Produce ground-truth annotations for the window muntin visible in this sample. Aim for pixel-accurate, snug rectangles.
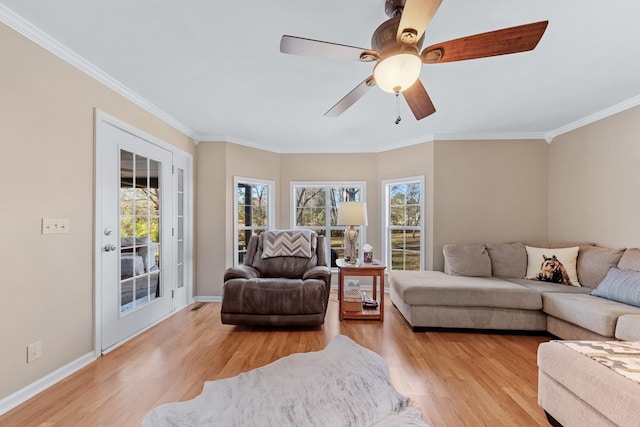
[384,177,424,271]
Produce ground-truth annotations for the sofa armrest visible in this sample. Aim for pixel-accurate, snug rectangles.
[224,265,260,281]
[303,266,331,281]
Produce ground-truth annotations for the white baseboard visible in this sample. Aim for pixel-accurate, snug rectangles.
[194,296,222,303]
[0,351,96,416]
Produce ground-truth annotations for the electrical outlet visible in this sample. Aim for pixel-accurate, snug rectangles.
[42,218,70,234]
[27,341,42,363]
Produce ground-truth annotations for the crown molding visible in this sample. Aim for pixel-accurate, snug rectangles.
[547,94,640,141]
[0,4,197,142]
[196,133,284,153]
[374,134,436,153]
[433,131,549,142]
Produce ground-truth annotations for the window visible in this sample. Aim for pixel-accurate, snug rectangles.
[291,182,366,266]
[234,177,275,265]
[383,177,424,271]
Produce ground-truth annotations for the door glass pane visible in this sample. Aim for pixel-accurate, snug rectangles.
[176,168,185,289]
[120,151,162,314]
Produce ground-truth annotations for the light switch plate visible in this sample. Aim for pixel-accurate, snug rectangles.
[42,218,69,234]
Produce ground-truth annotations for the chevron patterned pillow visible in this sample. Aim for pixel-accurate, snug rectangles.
[262,229,315,259]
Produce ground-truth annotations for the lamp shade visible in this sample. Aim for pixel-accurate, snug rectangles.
[337,202,368,226]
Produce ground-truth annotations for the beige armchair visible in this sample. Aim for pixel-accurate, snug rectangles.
[221,230,331,326]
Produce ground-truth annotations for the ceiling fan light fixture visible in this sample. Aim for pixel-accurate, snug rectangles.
[373,51,422,93]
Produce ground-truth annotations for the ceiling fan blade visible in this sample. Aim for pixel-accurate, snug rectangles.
[422,21,549,64]
[402,79,436,120]
[280,35,372,61]
[397,0,443,44]
[325,76,376,117]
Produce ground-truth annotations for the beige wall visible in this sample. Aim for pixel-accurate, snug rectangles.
[0,23,194,400]
[195,142,227,297]
[549,105,640,248]
[432,139,549,270]
[195,142,281,297]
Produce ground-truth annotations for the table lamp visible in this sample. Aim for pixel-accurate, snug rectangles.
[337,201,368,264]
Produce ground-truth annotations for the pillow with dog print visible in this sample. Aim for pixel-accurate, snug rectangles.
[525,246,581,286]
[591,267,640,307]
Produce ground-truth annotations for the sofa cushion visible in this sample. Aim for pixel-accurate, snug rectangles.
[542,293,640,337]
[525,245,580,286]
[485,242,527,278]
[591,267,640,308]
[443,243,491,277]
[388,270,542,309]
[615,315,640,341]
[618,248,640,271]
[506,278,591,295]
[577,245,626,288]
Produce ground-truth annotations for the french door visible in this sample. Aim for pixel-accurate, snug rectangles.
[173,155,189,308]
[95,112,188,353]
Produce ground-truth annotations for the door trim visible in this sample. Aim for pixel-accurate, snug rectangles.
[94,109,193,357]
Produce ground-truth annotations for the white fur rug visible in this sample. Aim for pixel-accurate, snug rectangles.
[142,335,428,426]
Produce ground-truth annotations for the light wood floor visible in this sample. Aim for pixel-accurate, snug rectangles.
[1,294,552,427]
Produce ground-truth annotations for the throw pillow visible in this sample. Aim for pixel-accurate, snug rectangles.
[262,229,315,259]
[576,245,625,288]
[485,242,527,278]
[591,267,640,307]
[525,245,580,286]
[443,243,491,277]
[617,248,640,272]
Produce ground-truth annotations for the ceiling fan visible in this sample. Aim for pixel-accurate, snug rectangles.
[280,0,548,121]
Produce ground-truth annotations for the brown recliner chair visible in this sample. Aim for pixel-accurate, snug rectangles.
[221,230,331,326]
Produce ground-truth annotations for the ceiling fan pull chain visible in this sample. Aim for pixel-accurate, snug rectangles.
[395,93,401,125]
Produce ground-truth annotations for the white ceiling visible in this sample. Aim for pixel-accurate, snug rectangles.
[2,0,640,153]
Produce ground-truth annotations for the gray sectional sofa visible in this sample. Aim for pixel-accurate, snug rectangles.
[389,242,640,340]
[390,242,640,427]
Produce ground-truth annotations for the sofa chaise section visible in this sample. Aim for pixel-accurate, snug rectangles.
[390,270,548,331]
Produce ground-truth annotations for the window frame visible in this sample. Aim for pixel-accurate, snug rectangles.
[382,176,425,271]
[233,176,275,266]
[290,181,367,267]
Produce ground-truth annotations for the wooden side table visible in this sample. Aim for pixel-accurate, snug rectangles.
[337,259,386,321]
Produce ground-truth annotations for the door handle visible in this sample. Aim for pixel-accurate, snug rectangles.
[104,244,117,252]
